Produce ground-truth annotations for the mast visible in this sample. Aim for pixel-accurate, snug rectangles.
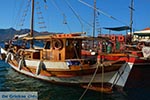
[30,0,34,49]
[129,0,134,37]
[92,0,96,47]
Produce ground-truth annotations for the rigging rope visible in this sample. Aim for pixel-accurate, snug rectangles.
[78,0,128,26]
[50,0,71,32]
[64,0,84,32]
[15,0,30,28]
[65,0,92,28]
[36,0,47,30]
[101,63,104,92]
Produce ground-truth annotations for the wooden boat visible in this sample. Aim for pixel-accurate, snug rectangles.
[0,33,129,91]
[81,42,150,92]
[79,26,150,92]
[0,0,135,93]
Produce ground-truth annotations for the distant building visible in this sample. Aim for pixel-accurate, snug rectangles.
[133,27,150,42]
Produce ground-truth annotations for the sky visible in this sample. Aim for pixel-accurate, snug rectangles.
[0,0,150,36]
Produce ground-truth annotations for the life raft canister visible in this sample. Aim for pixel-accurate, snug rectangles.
[118,35,125,42]
[53,39,63,50]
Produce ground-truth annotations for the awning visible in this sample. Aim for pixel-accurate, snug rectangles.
[103,26,130,31]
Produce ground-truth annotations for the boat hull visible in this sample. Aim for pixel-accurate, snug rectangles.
[8,59,123,84]
[124,63,150,89]
[1,47,134,92]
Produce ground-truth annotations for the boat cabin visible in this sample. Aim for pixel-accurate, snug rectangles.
[42,37,82,61]
[22,34,82,61]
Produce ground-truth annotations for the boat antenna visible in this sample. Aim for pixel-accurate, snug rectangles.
[129,0,134,38]
[78,0,128,26]
[30,0,34,49]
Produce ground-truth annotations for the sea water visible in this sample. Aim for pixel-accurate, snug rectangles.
[0,60,129,100]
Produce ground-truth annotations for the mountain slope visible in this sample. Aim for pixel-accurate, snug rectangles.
[0,28,60,41]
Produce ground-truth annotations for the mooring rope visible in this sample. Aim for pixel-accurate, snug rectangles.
[100,63,104,100]
[111,62,128,89]
[101,63,104,92]
[78,63,100,100]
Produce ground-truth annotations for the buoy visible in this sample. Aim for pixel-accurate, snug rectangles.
[36,61,43,75]
[5,53,12,63]
[118,35,125,42]
[18,59,24,70]
[110,35,116,41]
[53,39,63,50]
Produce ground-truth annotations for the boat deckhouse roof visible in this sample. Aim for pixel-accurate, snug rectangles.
[22,34,109,41]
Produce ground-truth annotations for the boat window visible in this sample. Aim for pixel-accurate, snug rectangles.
[45,41,51,49]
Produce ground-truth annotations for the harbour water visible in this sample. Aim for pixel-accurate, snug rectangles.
[0,60,128,100]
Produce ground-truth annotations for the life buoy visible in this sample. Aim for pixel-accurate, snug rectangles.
[110,35,116,41]
[118,36,124,42]
[53,39,63,50]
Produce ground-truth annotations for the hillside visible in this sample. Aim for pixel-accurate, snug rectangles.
[0,28,59,41]
[0,28,31,41]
